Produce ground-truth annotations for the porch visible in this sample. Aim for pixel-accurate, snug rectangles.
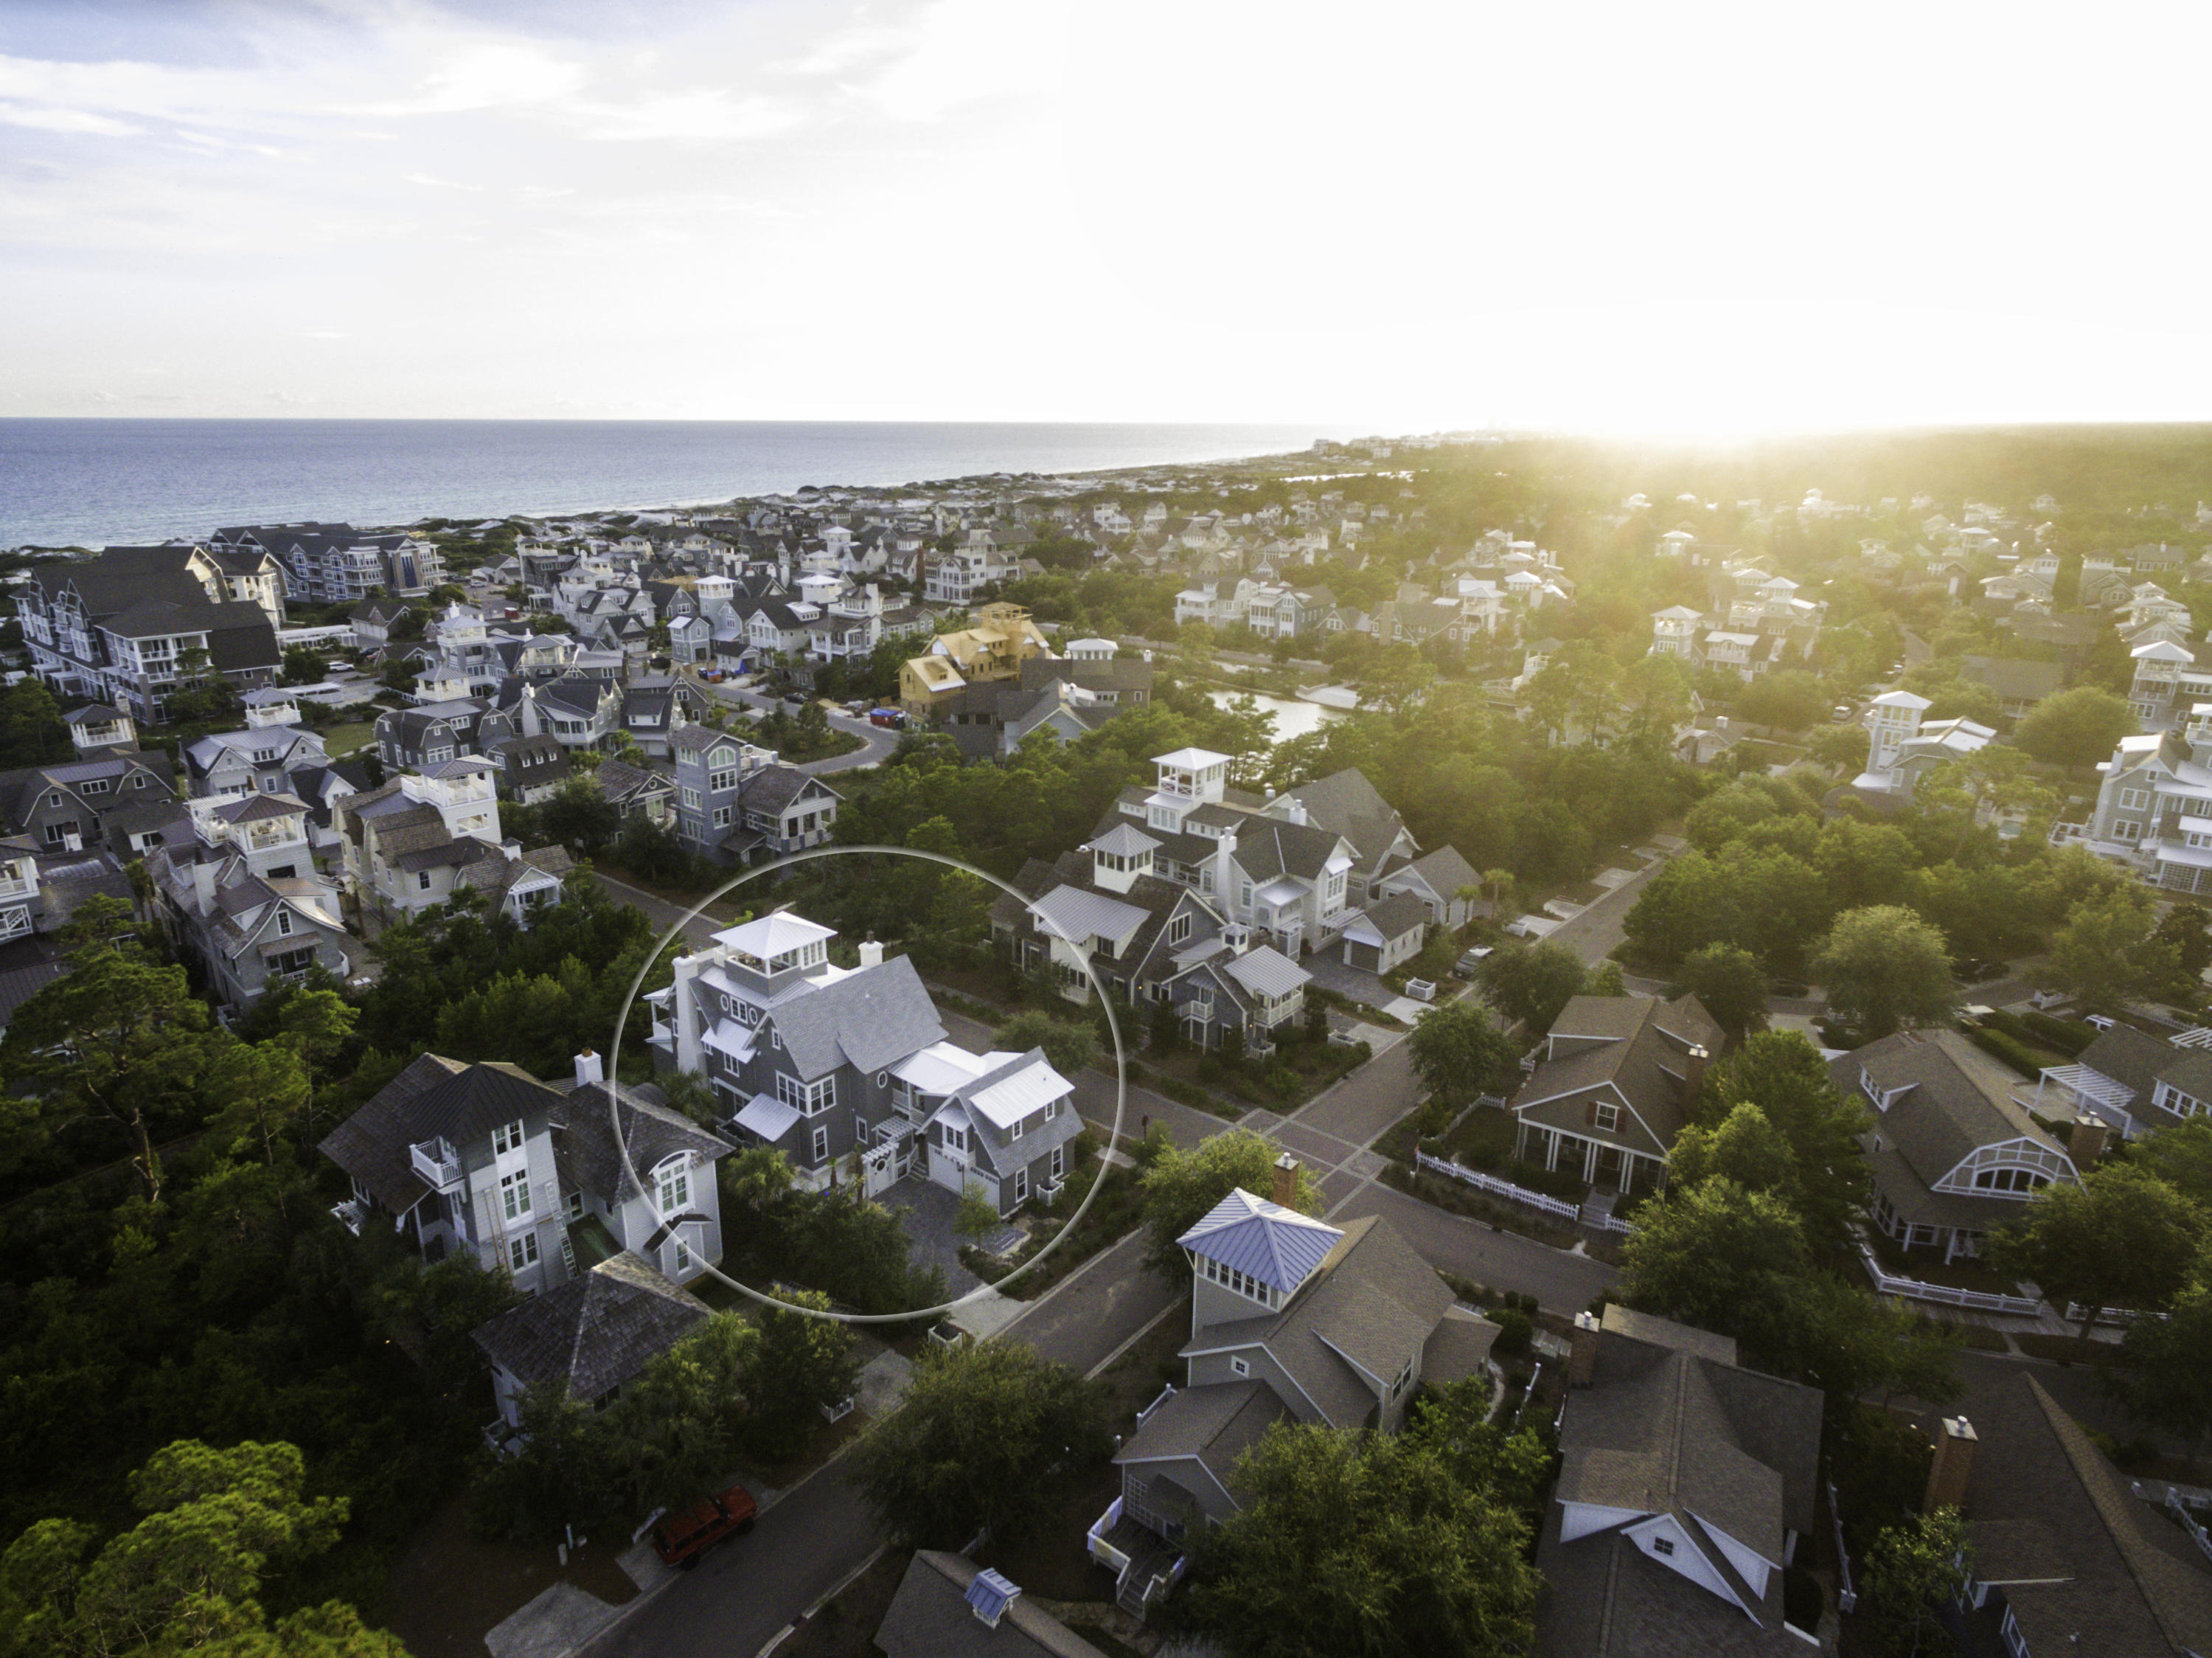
[1085,1499,1186,1621]
[1513,1120,1663,1196]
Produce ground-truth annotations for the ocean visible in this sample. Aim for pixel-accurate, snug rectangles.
[0,419,1349,549]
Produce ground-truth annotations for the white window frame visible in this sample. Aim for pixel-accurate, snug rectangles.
[2118,786,2151,810]
[810,1124,830,1162]
[1013,1167,1028,1204]
[508,1232,539,1272]
[1230,1355,1251,1377]
[655,1158,690,1213]
[500,1168,533,1221]
[491,1119,526,1155]
[1593,1101,1620,1132]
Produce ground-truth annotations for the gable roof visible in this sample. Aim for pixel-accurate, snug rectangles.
[1837,1029,2065,1187]
[768,953,947,1080]
[1964,1370,2212,1656]
[316,1052,470,1211]
[1278,767,1410,869]
[554,1084,734,1206]
[469,1252,711,1404]
[1513,993,1724,1151]
[874,1550,1110,1658]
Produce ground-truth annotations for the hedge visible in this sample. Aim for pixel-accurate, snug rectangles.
[1963,1024,2049,1079]
[2020,1010,2097,1056]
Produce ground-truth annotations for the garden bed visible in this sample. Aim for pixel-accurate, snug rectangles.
[957,1157,1146,1301]
[2013,1332,2125,1366]
[1863,1228,2028,1297]
[1378,1162,1585,1253]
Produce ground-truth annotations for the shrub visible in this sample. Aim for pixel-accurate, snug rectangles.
[1492,1307,1534,1356]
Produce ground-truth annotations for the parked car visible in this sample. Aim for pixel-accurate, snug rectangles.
[869,707,908,729]
[1831,704,1855,722]
[1455,947,1494,975]
[650,1482,757,1569]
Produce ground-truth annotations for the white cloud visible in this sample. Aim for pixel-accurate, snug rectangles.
[349,40,588,115]
[0,102,142,136]
[403,172,484,190]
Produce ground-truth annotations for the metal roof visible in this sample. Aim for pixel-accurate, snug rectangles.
[1028,884,1149,948]
[1222,946,1310,999]
[959,1051,1074,1129]
[1178,1188,1342,1294]
[1085,822,1159,858]
[714,912,835,959]
[734,1092,801,1141]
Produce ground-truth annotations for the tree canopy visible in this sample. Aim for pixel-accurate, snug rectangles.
[1139,1130,1322,1276]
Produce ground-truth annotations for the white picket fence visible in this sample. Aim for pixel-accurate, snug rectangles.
[1856,1243,2042,1317]
[1415,1151,1583,1221]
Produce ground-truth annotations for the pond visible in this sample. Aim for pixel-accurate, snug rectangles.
[1207,687,1343,742]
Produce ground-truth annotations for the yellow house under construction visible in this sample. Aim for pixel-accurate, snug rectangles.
[899,603,1056,716]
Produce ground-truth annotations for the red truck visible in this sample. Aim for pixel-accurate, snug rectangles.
[649,1482,757,1569]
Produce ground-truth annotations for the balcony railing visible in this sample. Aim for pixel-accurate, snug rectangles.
[409,1137,462,1191]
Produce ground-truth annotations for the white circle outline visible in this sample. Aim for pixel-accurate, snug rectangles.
[603,843,1128,1325]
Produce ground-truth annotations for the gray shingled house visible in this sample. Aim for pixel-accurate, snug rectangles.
[1947,1369,2212,1656]
[1835,1029,2084,1264]
[874,1552,1110,1658]
[470,1251,712,1429]
[1535,1305,1824,1656]
[1091,1168,1497,1618]
[1510,992,1725,1196]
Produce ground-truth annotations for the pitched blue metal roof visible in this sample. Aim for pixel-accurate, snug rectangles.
[1178,1188,1343,1294]
[964,1567,1020,1626]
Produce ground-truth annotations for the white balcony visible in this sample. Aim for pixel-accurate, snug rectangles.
[409,1137,462,1191]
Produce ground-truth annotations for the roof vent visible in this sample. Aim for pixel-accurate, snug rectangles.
[965,1568,1021,1627]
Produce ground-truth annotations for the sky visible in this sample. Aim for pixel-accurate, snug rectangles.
[5,0,2211,435]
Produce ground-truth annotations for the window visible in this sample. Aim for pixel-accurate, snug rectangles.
[42,822,75,846]
[681,786,702,811]
[1013,1168,1027,1204]
[1168,912,1192,946]
[777,1072,834,1115]
[1651,1536,1674,1558]
[709,766,737,792]
[2114,820,2143,841]
[1050,1144,1065,1182]
[268,945,315,978]
[1045,1098,1059,1121]
[876,1071,888,1087]
[1592,1101,1620,1132]
[656,1159,690,1213]
[500,1169,533,1221]
[810,1125,829,1163]
[942,1121,967,1155]
[80,778,109,796]
[1230,1356,1251,1377]
[508,1233,539,1272]
[491,1119,526,1155]
[276,909,291,937]
[713,805,732,828]
[417,870,434,892]
[2118,786,2152,810]
[1011,1116,1024,1140]
[672,1236,692,1274]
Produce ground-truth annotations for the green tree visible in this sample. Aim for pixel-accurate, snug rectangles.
[1405,999,1519,1108]
[1917,746,2057,853]
[953,1183,1001,1239]
[3,895,218,1204]
[0,1439,366,1658]
[1618,1178,1814,1369]
[1669,1103,1796,1196]
[743,1289,860,1459]
[1734,669,1826,732]
[1184,1416,1541,1658]
[1582,959,1627,996]
[1699,1031,1870,1249]
[1140,1129,1321,1276]
[1984,1164,2205,1350]
[2135,1116,2212,1210]
[1804,721,1871,772]
[2048,886,2181,1014]
[279,645,329,685]
[2014,684,2135,769]
[1859,1508,1972,1658]
[2118,1240,2212,1453]
[1474,940,1588,1036]
[849,1342,1109,1550]
[2153,905,2212,993]
[994,1009,1102,1078]
[1812,906,1957,1038]
[1670,943,1767,1038]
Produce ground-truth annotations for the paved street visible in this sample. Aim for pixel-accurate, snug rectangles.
[1542,844,1677,966]
[683,671,899,774]
[590,1461,880,1658]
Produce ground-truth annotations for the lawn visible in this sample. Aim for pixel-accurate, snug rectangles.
[1439,1104,1518,1168]
[1861,1228,2028,1297]
[320,719,377,756]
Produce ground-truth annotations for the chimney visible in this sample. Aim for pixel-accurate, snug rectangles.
[857,934,884,968]
[1569,1311,1601,1387]
[1923,1416,1976,1513]
[574,1050,604,1089]
[1271,1151,1300,1209]
[1681,1044,1710,1106]
[2067,1115,2110,1168]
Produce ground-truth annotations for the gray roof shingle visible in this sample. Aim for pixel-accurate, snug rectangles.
[469,1252,712,1404]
